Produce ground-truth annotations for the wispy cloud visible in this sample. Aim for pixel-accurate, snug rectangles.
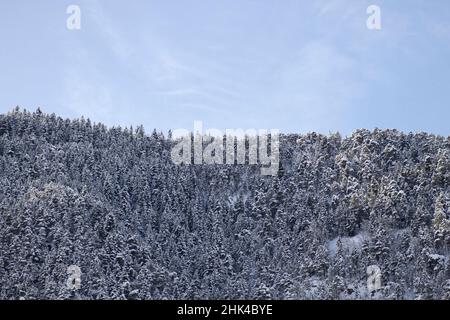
[63,64,113,119]
[78,0,241,117]
[268,40,366,132]
[85,0,133,61]
[43,0,450,135]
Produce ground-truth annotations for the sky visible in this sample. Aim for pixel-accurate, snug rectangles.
[0,0,449,136]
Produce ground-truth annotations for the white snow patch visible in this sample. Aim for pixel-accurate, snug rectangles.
[328,232,368,256]
[427,253,448,264]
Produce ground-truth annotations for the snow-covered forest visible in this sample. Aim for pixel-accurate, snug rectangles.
[0,108,449,300]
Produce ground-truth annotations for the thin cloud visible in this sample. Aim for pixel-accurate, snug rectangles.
[63,66,113,119]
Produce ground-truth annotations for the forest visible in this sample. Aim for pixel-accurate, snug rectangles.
[0,107,449,300]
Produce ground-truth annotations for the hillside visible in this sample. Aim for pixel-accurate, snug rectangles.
[0,108,449,299]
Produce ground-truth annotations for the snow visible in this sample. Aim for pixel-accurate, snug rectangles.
[328,232,368,256]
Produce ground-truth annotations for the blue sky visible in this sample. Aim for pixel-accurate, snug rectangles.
[0,0,449,135]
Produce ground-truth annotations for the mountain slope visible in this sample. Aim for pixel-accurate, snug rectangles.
[0,108,449,299]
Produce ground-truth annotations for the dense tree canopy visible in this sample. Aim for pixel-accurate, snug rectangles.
[0,108,449,299]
